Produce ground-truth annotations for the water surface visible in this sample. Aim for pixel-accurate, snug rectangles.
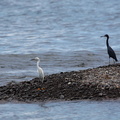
[0,0,120,119]
[0,0,120,84]
[1,100,120,120]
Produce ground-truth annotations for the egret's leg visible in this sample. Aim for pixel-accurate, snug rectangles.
[39,76,44,83]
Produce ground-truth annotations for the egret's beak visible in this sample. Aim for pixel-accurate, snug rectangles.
[31,58,35,61]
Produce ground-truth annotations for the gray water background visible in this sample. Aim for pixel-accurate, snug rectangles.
[1,100,120,120]
[0,0,120,85]
[0,0,120,119]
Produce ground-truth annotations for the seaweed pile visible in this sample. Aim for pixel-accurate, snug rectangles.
[0,64,120,102]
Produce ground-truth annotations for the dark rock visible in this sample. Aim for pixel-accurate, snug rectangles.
[0,63,120,102]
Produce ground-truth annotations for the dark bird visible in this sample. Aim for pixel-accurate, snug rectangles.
[101,34,118,64]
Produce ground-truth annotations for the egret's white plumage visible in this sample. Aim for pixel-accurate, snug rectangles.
[33,57,44,83]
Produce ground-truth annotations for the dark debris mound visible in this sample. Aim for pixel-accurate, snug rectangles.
[0,64,120,102]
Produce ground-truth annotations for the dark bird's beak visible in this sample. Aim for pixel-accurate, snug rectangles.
[100,35,104,37]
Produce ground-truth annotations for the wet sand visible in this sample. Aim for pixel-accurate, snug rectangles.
[0,63,120,102]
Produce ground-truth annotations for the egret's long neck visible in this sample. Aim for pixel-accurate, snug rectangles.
[106,36,109,47]
[37,60,40,68]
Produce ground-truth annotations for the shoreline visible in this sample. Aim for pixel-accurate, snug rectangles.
[0,63,120,103]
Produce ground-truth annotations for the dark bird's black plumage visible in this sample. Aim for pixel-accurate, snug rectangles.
[101,34,118,64]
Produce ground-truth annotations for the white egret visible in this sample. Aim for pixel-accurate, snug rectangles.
[32,57,44,83]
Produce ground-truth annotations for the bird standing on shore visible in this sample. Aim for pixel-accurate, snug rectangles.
[32,57,44,83]
[101,34,118,64]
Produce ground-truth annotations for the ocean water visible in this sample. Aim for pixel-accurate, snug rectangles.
[0,0,120,85]
[1,100,120,120]
[0,0,120,119]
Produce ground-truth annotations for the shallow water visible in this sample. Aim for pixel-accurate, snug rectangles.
[0,51,109,85]
[1,100,120,120]
[0,0,120,85]
[0,0,120,118]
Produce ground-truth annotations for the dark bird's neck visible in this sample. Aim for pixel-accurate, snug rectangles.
[106,36,109,47]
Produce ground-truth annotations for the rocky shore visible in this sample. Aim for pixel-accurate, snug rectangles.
[0,64,120,102]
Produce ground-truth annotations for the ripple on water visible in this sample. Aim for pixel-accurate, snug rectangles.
[0,100,120,120]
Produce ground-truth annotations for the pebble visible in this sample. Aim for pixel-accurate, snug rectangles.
[60,95,64,99]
